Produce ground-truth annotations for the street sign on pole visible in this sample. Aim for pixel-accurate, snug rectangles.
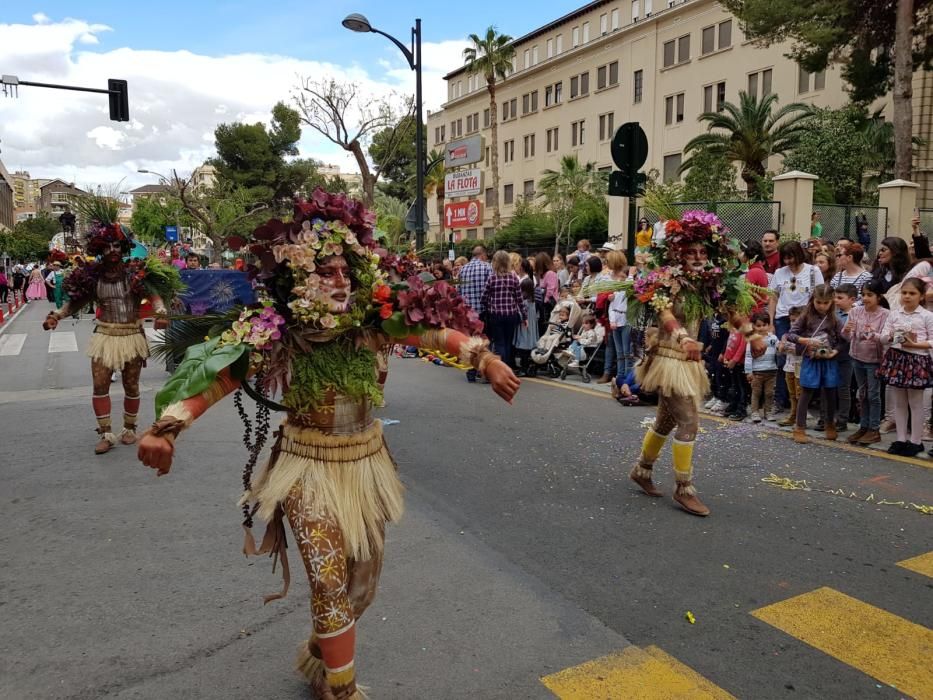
[444,168,483,198]
[444,135,485,168]
[405,203,430,233]
[164,225,178,242]
[443,200,483,229]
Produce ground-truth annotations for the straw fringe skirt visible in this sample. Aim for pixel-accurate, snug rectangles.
[247,420,404,562]
[637,341,709,405]
[87,321,150,370]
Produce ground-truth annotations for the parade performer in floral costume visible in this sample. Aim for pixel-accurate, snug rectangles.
[596,211,761,516]
[43,223,181,454]
[137,189,519,700]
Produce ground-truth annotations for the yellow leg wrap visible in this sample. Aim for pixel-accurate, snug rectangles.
[671,438,695,484]
[640,429,668,466]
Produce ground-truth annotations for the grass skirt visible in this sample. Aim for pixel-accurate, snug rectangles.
[636,340,709,402]
[87,321,150,370]
[248,420,404,561]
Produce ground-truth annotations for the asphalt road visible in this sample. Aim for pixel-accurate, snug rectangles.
[2,300,931,699]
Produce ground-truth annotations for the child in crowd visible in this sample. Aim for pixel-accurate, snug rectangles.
[788,284,843,443]
[878,277,933,456]
[722,318,749,421]
[832,283,858,431]
[744,311,779,422]
[568,314,600,366]
[842,279,889,445]
[776,306,804,427]
[701,312,730,414]
[513,277,539,377]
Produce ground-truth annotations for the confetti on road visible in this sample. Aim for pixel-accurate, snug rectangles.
[685,611,696,624]
[761,473,932,515]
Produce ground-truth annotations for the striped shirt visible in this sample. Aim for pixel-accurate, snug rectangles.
[830,269,872,294]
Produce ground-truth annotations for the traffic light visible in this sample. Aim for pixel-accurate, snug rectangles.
[108,79,129,122]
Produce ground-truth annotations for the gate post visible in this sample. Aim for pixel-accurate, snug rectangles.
[773,171,817,238]
[878,179,919,240]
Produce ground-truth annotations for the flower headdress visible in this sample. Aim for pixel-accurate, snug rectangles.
[86,222,132,256]
[661,210,733,264]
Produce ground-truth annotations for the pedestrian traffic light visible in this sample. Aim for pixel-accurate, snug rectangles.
[108,79,129,122]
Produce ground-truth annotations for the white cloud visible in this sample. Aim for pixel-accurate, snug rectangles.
[0,16,469,192]
[32,12,50,24]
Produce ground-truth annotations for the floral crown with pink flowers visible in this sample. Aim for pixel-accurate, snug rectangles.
[661,210,733,261]
[86,223,132,256]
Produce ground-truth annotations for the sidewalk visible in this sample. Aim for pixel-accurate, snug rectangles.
[529,369,933,467]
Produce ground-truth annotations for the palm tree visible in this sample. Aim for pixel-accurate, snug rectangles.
[463,27,515,232]
[679,91,812,198]
[538,155,608,255]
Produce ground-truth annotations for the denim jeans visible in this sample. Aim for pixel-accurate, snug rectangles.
[852,359,882,430]
[774,315,791,407]
[836,358,853,423]
[603,328,616,377]
[612,325,632,383]
[487,313,520,368]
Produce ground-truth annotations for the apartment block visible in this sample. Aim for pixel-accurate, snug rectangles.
[427,0,922,241]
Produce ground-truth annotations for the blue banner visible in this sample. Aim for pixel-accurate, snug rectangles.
[178,269,255,315]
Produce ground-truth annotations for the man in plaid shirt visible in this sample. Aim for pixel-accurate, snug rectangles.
[458,246,492,382]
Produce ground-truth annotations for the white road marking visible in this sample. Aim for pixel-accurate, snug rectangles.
[0,333,27,356]
[48,332,78,353]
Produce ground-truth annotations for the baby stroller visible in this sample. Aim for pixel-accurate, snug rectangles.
[531,299,583,378]
[559,322,605,383]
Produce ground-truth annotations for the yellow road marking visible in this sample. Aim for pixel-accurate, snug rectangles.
[541,645,735,699]
[897,551,933,579]
[525,377,933,470]
[751,587,933,699]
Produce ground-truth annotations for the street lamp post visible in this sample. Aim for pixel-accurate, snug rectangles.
[343,13,425,250]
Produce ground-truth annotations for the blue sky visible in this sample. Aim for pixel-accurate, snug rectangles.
[0,3,577,186]
[5,2,575,78]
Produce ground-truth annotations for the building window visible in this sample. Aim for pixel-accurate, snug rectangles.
[663,40,675,68]
[599,112,615,141]
[761,68,773,97]
[485,146,490,167]
[483,108,490,128]
[524,49,530,69]
[457,81,462,97]
[645,0,653,13]
[556,34,563,53]
[546,127,559,152]
[555,81,562,103]
[483,227,494,239]
[719,20,732,49]
[545,81,563,107]
[504,183,514,204]
[485,188,495,207]
[600,13,608,34]
[665,93,685,125]
[633,69,643,103]
[532,45,539,65]
[547,38,553,58]
[663,153,682,182]
[611,8,620,29]
[813,69,826,90]
[798,64,809,94]
[466,228,477,238]
[523,93,530,114]
[582,21,590,43]
[573,26,580,47]
[523,180,535,199]
[466,114,473,133]
[570,71,589,99]
[510,98,517,117]
[523,133,536,158]
[571,119,586,147]
[702,26,715,55]
[703,82,725,112]
[504,139,515,163]
[678,35,691,62]
[632,0,640,21]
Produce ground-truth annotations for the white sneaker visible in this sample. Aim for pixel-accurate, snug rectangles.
[704,397,717,409]
[752,411,762,424]
[713,399,728,412]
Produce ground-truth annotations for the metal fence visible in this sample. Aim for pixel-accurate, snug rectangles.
[919,209,933,237]
[812,203,888,257]
[638,200,781,244]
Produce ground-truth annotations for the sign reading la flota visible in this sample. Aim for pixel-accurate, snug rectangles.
[444,168,483,197]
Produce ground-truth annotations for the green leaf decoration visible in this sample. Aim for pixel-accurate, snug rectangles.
[381,311,413,338]
[155,337,248,417]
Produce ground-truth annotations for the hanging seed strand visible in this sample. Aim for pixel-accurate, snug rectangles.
[238,371,272,529]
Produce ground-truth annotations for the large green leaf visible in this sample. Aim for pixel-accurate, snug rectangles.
[155,337,248,417]
[381,311,411,338]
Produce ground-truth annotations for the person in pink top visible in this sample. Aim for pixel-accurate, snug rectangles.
[533,252,559,336]
[841,279,889,445]
[878,277,933,456]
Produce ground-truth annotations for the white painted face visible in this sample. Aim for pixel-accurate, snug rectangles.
[682,243,708,272]
[317,255,352,313]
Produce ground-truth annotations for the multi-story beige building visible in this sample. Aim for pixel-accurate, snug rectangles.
[427,0,930,241]
[12,170,41,222]
[0,160,14,232]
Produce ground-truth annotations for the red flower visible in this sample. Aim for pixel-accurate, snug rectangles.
[379,303,394,320]
[373,284,392,303]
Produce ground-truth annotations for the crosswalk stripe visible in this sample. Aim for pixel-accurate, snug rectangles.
[540,646,735,699]
[897,551,933,579]
[752,587,933,699]
[0,333,27,356]
[48,332,78,353]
